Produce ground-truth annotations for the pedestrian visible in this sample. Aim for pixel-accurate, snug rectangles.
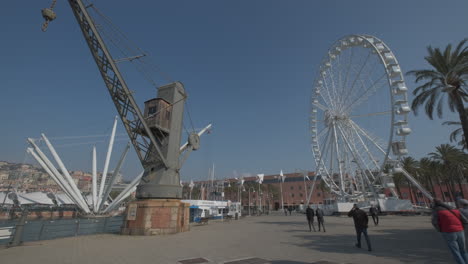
[458,199,468,240]
[432,198,468,264]
[316,207,326,232]
[306,206,316,232]
[348,204,372,251]
[288,206,292,215]
[369,204,379,226]
[284,207,288,216]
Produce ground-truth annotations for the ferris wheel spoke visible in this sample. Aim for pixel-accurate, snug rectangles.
[349,110,392,119]
[331,124,346,195]
[339,51,372,112]
[349,120,387,155]
[343,71,387,113]
[342,47,354,101]
[336,123,375,188]
[328,63,341,111]
[322,73,338,111]
[315,129,341,191]
[312,101,329,112]
[349,122,381,170]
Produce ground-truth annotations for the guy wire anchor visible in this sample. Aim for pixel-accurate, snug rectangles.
[41,0,57,32]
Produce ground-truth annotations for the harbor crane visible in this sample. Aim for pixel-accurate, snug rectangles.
[40,0,210,201]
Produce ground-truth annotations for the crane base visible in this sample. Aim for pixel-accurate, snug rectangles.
[121,199,190,235]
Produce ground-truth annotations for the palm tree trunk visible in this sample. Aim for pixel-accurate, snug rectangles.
[452,91,468,149]
[427,176,436,198]
[457,179,465,198]
[437,176,446,201]
[408,181,414,203]
[396,185,402,198]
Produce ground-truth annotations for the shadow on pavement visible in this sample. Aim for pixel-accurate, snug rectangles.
[256,221,306,226]
[288,228,450,263]
[269,261,312,264]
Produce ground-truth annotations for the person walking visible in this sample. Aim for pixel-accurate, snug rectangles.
[288,206,292,215]
[306,206,316,232]
[369,204,379,226]
[316,207,326,232]
[458,199,468,239]
[348,204,372,251]
[284,207,288,216]
[432,198,468,264]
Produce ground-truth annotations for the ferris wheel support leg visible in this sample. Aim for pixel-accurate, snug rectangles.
[331,125,346,198]
[306,174,319,205]
[336,124,379,201]
[394,167,433,201]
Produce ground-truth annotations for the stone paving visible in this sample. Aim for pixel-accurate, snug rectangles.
[0,212,453,264]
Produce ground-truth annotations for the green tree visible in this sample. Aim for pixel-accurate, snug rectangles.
[429,144,468,199]
[407,39,468,149]
[442,119,466,149]
[400,157,420,203]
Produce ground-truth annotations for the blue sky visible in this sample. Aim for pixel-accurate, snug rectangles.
[1,0,467,181]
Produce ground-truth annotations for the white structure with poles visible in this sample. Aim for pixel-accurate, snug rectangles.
[25,118,141,215]
[24,118,212,215]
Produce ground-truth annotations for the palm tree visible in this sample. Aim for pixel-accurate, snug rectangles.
[419,157,438,197]
[400,157,420,203]
[442,120,466,149]
[429,144,468,199]
[407,39,468,149]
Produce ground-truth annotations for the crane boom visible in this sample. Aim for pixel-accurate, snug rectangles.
[67,0,168,168]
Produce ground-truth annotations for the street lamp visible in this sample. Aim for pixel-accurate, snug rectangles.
[248,187,255,216]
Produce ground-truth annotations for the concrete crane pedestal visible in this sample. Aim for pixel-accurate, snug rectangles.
[121,199,190,236]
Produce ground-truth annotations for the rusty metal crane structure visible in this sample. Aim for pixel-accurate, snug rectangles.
[41,0,210,233]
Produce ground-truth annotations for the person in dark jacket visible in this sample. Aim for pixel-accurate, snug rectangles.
[369,205,379,226]
[288,206,293,215]
[306,206,316,232]
[348,204,372,251]
[316,207,326,232]
[432,198,468,264]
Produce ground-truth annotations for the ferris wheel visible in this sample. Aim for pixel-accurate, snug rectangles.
[310,34,411,201]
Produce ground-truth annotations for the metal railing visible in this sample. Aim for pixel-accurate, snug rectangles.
[0,216,124,246]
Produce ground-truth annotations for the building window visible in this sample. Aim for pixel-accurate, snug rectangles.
[299,193,303,197]
[317,192,321,197]
[417,192,423,198]
[299,186,302,190]
[292,194,295,198]
[290,186,294,190]
[148,106,157,115]
[444,192,450,197]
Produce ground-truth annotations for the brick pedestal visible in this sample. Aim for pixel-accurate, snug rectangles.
[121,199,190,235]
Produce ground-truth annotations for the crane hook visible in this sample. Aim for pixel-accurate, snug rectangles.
[41,0,57,32]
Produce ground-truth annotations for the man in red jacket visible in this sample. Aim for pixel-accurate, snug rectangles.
[432,199,468,264]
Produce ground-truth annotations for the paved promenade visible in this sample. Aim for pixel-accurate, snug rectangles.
[0,212,452,264]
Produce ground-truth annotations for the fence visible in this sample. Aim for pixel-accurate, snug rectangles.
[0,216,124,246]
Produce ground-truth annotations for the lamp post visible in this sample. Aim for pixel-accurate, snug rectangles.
[258,183,262,215]
[248,187,255,216]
